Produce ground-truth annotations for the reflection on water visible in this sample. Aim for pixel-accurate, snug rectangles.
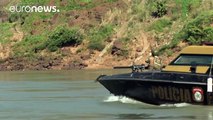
[117,113,153,119]
[0,70,212,120]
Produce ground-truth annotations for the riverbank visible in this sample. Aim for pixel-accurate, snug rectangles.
[0,0,212,71]
[0,51,173,71]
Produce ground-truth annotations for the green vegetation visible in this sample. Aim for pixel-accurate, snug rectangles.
[156,10,213,55]
[60,0,117,11]
[13,35,45,57]
[0,0,120,61]
[65,0,95,10]
[151,1,167,18]
[169,10,213,47]
[88,24,114,51]
[106,0,118,2]
[13,27,83,57]
[8,12,24,23]
[175,0,202,18]
[44,27,83,52]
[131,0,168,21]
[20,0,49,5]
[0,22,13,44]
[0,0,213,63]
[181,11,213,44]
[148,18,172,32]
[150,0,213,56]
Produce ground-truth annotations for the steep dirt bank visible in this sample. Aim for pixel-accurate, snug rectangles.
[0,0,133,71]
[0,32,164,71]
[1,0,210,71]
[0,25,159,71]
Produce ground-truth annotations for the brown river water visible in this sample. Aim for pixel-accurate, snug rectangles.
[0,69,212,120]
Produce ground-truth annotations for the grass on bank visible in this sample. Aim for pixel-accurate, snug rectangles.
[156,10,213,55]
[12,35,46,58]
[0,22,13,44]
[147,18,172,32]
[1,0,213,60]
[13,26,84,58]
[88,24,115,51]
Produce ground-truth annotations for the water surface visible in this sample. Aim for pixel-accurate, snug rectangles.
[0,70,212,120]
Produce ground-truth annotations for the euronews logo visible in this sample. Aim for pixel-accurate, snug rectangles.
[9,5,60,13]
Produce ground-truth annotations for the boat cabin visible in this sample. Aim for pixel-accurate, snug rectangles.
[163,46,213,74]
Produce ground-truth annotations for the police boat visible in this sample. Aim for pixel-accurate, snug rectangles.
[96,46,213,105]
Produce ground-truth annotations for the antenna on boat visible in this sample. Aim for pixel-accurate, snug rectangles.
[209,57,213,77]
[207,57,213,92]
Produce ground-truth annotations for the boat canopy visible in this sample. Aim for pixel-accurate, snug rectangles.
[180,46,213,55]
[163,46,213,73]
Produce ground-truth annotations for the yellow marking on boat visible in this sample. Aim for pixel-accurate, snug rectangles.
[180,46,213,55]
[163,66,209,73]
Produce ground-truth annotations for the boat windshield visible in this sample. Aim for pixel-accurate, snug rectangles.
[171,54,213,66]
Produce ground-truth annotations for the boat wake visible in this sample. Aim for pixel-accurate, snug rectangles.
[160,103,191,108]
[103,95,142,104]
[103,95,191,107]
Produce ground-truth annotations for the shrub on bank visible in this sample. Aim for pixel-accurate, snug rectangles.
[156,10,213,55]
[170,10,213,46]
[151,1,167,18]
[45,27,83,52]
